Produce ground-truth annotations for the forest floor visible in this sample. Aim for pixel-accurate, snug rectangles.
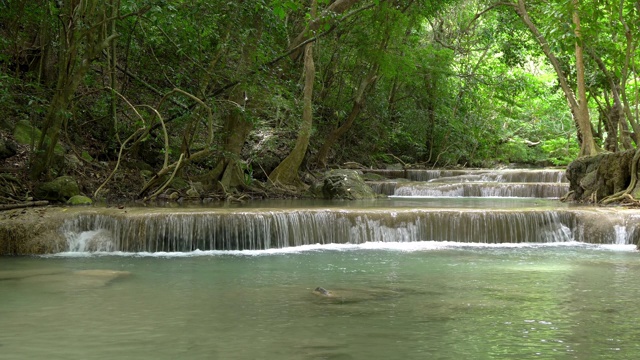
[0,129,312,206]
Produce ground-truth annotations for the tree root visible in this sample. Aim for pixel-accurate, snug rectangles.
[601,148,640,204]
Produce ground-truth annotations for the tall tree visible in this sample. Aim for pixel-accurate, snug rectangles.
[30,0,125,179]
[269,0,318,188]
[510,0,598,157]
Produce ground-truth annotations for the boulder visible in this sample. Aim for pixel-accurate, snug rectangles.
[311,169,376,200]
[66,195,93,206]
[13,120,65,155]
[0,137,17,160]
[36,176,80,202]
[566,150,634,202]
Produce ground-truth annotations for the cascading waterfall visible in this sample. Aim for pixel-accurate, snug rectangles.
[60,208,639,252]
[366,168,568,198]
[56,167,640,254]
[393,183,570,198]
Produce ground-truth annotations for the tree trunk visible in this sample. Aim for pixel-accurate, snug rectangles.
[288,0,360,60]
[572,0,597,157]
[206,88,253,190]
[30,0,115,179]
[513,0,598,157]
[315,65,379,168]
[269,0,318,187]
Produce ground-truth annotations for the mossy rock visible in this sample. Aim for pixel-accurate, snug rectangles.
[81,151,94,163]
[13,120,65,155]
[362,172,386,181]
[140,169,154,179]
[311,169,376,200]
[170,177,190,190]
[0,137,17,160]
[36,176,80,202]
[67,195,93,206]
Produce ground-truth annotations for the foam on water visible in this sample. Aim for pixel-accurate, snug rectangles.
[47,240,637,258]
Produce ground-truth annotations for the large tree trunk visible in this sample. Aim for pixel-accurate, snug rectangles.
[572,0,598,157]
[269,0,318,188]
[513,0,598,157]
[206,88,253,190]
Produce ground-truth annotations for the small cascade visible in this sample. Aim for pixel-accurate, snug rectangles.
[393,183,569,198]
[365,168,568,199]
[367,181,399,196]
[614,225,628,245]
[66,229,115,252]
[407,169,567,183]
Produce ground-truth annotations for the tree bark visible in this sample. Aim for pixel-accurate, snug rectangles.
[30,0,117,179]
[315,65,379,168]
[572,0,598,157]
[269,1,318,188]
[512,0,598,157]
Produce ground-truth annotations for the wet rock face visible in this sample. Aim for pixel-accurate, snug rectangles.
[566,150,634,202]
[312,169,376,200]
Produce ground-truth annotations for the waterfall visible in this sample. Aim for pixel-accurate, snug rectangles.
[60,209,610,252]
[393,183,570,198]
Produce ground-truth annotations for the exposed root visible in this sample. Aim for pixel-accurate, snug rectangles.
[600,148,640,205]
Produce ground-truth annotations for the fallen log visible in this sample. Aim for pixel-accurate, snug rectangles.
[0,201,49,211]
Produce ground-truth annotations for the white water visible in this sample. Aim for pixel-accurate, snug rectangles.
[50,239,637,258]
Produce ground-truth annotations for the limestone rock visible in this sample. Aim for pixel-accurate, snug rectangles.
[311,169,376,200]
[566,150,634,202]
[36,176,80,202]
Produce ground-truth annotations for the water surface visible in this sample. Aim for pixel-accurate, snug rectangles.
[2,244,640,359]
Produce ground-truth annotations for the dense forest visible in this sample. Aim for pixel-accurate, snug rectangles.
[0,0,639,203]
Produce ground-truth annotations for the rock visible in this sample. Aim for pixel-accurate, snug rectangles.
[186,187,200,198]
[566,150,635,202]
[140,169,154,179]
[80,150,94,163]
[13,120,39,146]
[0,137,17,160]
[170,177,189,190]
[362,172,386,181]
[13,120,65,155]
[64,154,82,170]
[36,176,80,202]
[386,163,404,170]
[66,195,93,206]
[313,287,333,297]
[310,169,376,200]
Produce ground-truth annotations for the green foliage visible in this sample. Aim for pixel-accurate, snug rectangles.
[2,0,633,189]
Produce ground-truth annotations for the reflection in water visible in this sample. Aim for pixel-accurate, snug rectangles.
[1,245,640,359]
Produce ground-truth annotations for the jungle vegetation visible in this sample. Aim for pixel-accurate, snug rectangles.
[0,0,639,201]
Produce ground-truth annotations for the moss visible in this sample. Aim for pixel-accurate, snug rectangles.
[36,176,80,202]
[67,195,93,205]
[13,120,65,155]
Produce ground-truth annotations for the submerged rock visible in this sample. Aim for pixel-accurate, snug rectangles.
[313,287,333,297]
[18,269,131,290]
[311,169,376,200]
